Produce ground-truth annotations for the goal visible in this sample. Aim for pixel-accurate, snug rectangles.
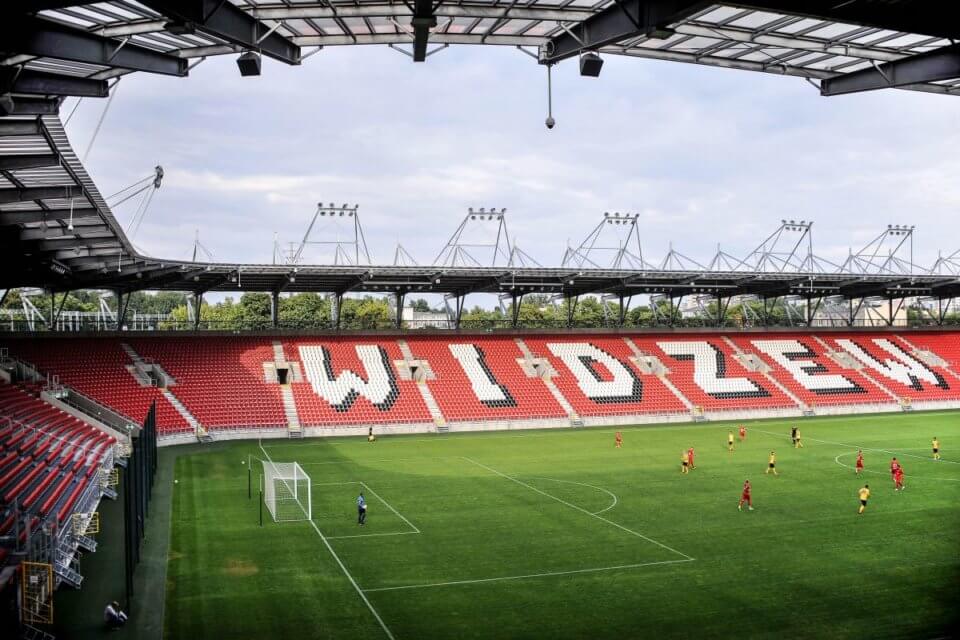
[261,461,312,522]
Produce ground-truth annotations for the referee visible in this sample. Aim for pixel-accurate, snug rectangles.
[357,492,367,526]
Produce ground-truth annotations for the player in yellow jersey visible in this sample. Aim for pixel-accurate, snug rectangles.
[681,450,690,474]
[794,427,803,448]
[858,483,870,514]
[728,430,735,452]
[932,437,940,461]
[765,450,778,476]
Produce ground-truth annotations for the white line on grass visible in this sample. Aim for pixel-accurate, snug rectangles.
[362,558,694,593]
[529,477,619,515]
[328,531,421,540]
[833,452,960,482]
[258,440,396,640]
[461,457,693,561]
[360,481,421,534]
[296,455,460,466]
[752,428,959,465]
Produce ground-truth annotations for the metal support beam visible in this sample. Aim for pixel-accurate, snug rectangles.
[140,0,301,65]
[0,96,61,116]
[1,207,99,226]
[0,155,59,171]
[411,0,437,62]
[0,68,110,98]
[821,44,960,96]
[52,290,69,328]
[333,292,342,330]
[1,16,188,76]
[542,0,710,64]
[271,290,279,328]
[116,289,132,330]
[0,186,76,204]
[0,120,40,136]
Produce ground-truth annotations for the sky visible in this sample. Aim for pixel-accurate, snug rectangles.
[64,44,960,281]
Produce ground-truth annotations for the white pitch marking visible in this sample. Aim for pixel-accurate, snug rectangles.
[752,428,959,465]
[462,457,692,561]
[360,481,421,534]
[297,455,460,466]
[833,452,960,482]
[328,531,421,540]
[528,476,619,515]
[258,440,396,640]
[362,558,694,593]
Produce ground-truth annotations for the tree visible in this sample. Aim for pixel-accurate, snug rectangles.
[411,298,431,312]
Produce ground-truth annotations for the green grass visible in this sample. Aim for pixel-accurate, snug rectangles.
[165,412,960,639]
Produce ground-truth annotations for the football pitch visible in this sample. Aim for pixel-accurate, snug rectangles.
[165,412,960,639]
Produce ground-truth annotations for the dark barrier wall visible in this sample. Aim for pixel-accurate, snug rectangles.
[123,401,157,613]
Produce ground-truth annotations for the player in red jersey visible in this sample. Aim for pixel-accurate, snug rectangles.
[890,457,901,489]
[855,449,864,475]
[738,479,753,511]
[738,425,746,441]
[615,431,623,448]
[894,466,905,491]
[688,447,696,470]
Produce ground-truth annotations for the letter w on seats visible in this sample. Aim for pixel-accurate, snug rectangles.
[299,345,399,411]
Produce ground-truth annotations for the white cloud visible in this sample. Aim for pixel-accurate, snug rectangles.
[67,45,960,274]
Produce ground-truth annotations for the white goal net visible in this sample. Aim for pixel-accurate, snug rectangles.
[262,461,312,523]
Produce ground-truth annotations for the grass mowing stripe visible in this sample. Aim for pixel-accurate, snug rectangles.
[752,428,958,464]
[258,439,396,640]
[361,558,695,593]
[461,456,693,561]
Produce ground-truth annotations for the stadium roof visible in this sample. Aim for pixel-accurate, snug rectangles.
[1,2,959,305]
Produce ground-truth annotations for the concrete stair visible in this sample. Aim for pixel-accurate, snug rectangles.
[160,389,205,439]
[272,341,286,362]
[280,385,302,437]
[514,338,579,422]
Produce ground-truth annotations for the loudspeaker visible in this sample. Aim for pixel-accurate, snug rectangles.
[237,52,262,77]
[579,52,603,77]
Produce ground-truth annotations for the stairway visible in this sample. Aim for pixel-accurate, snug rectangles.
[762,372,808,412]
[161,389,206,440]
[658,374,695,411]
[272,341,286,363]
[812,336,900,400]
[280,385,302,437]
[514,338,578,421]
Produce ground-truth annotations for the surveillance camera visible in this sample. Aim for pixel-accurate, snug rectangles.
[545,116,556,129]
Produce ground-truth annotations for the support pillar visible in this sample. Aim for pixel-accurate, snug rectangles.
[333,293,342,330]
[193,292,203,330]
[271,291,279,328]
[395,291,405,329]
[618,295,628,327]
[511,293,522,329]
[566,295,578,328]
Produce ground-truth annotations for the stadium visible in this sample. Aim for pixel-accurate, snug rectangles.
[1,1,960,639]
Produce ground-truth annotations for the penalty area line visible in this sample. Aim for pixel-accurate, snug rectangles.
[362,558,694,593]
[461,457,693,561]
[258,439,396,640]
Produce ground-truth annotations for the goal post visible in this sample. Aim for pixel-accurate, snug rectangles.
[261,461,312,523]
